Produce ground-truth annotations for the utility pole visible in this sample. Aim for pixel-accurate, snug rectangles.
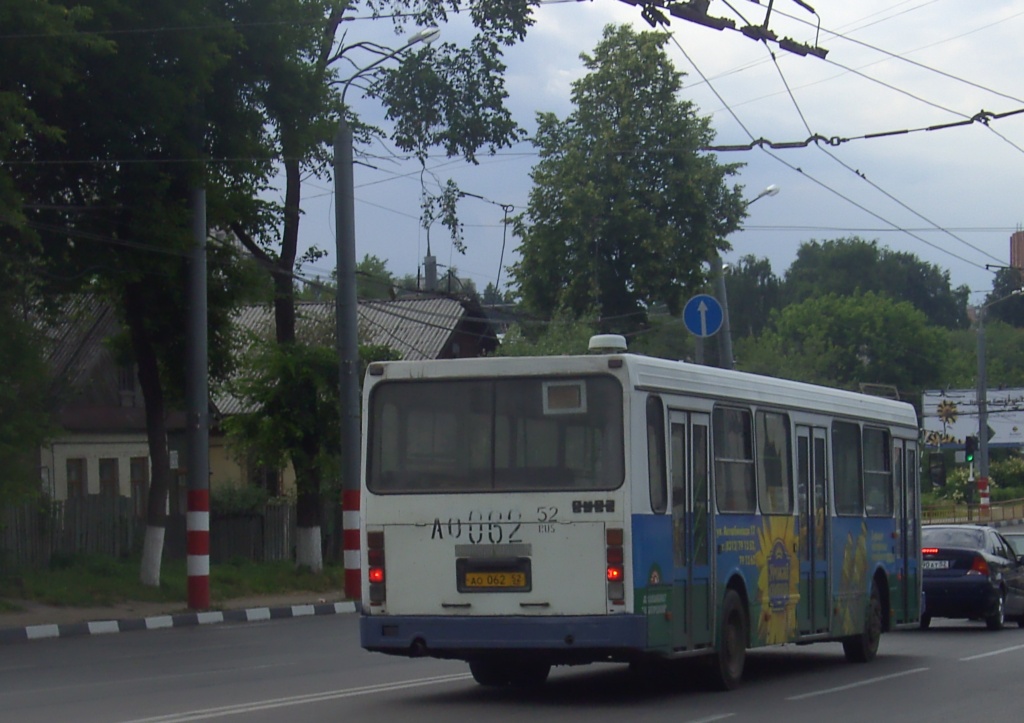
[335,28,440,600]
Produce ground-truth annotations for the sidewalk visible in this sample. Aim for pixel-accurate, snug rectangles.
[0,590,356,644]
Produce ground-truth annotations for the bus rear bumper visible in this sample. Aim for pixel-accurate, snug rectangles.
[360,614,648,663]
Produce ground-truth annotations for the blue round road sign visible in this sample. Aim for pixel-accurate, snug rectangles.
[683,294,724,338]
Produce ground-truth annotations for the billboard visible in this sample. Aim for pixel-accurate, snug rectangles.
[921,388,1024,449]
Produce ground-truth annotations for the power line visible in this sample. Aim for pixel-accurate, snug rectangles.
[664,34,994,275]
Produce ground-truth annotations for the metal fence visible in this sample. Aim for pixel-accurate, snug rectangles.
[0,498,297,572]
[922,498,1024,525]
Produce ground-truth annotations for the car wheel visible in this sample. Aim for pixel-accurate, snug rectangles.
[919,614,931,630]
[986,590,1006,631]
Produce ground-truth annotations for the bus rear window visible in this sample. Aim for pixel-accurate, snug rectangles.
[367,376,624,494]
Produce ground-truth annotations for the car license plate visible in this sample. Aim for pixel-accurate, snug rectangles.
[922,559,950,570]
[464,571,527,588]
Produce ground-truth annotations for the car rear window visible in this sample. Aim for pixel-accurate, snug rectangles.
[922,527,985,549]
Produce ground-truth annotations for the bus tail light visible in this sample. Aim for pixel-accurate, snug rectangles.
[367,530,386,604]
[606,527,625,603]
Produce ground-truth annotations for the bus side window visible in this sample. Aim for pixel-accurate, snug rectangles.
[864,427,893,516]
[647,396,667,514]
[756,411,792,514]
[832,421,863,516]
[714,407,755,513]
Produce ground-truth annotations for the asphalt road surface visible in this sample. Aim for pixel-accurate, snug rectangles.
[2,613,1022,723]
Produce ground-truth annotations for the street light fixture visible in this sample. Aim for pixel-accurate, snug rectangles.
[335,27,439,598]
[715,183,780,369]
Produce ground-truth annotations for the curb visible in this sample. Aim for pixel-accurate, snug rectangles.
[0,600,358,645]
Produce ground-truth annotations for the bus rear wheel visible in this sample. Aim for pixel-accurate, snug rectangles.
[843,582,882,663]
[469,659,550,688]
[710,589,747,690]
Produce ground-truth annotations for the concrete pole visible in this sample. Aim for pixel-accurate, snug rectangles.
[335,119,362,600]
[186,186,210,610]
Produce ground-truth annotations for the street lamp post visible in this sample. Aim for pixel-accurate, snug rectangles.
[335,27,439,599]
[716,184,779,369]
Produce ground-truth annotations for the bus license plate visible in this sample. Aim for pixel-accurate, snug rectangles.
[457,557,531,592]
[464,571,527,589]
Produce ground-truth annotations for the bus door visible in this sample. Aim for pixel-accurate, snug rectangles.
[896,440,920,623]
[669,410,713,650]
[797,426,830,634]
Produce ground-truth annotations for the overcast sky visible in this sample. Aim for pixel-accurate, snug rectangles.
[295,0,1024,307]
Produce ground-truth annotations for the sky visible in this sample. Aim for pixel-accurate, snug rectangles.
[294,0,1024,307]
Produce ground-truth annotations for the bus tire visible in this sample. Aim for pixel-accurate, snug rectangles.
[469,659,510,686]
[508,662,551,687]
[843,582,882,663]
[919,613,931,630]
[711,589,747,691]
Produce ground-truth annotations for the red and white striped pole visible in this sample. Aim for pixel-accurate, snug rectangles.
[188,489,210,609]
[343,489,360,600]
[978,477,990,518]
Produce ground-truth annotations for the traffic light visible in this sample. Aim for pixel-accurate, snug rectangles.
[965,435,977,463]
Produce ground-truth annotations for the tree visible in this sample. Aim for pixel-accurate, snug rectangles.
[511,24,746,333]
[8,0,277,585]
[224,1,535,570]
[783,238,970,329]
[356,255,395,300]
[984,266,1024,327]
[496,312,598,357]
[738,291,944,392]
[724,254,782,341]
[0,304,53,504]
[0,1,103,228]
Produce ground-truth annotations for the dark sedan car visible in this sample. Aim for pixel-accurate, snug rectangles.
[920,524,1024,630]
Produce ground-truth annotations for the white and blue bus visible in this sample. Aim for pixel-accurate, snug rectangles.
[359,336,921,689]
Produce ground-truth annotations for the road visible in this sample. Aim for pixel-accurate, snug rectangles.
[1,614,1021,722]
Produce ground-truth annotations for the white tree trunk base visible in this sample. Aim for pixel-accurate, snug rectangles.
[296,526,323,573]
[140,526,165,586]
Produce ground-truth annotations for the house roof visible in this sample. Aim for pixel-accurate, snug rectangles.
[228,296,472,361]
[37,293,495,421]
[214,296,493,417]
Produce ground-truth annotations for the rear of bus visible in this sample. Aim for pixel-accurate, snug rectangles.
[359,355,638,684]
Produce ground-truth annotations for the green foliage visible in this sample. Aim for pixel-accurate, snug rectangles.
[0,306,53,505]
[511,24,745,333]
[738,291,945,391]
[724,255,782,341]
[991,455,1024,492]
[629,313,696,361]
[3,555,344,607]
[496,313,598,357]
[223,339,341,477]
[782,238,970,330]
[984,268,1024,327]
[356,255,395,300]
[211,486,271,515]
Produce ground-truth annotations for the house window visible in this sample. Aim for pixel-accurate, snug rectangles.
[99,458,119,497]
[66,458,86,498]
[130,457,149,517]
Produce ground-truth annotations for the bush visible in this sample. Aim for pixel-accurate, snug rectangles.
[211,485,269,515]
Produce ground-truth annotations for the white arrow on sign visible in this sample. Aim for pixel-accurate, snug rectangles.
[698,300,709,337]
